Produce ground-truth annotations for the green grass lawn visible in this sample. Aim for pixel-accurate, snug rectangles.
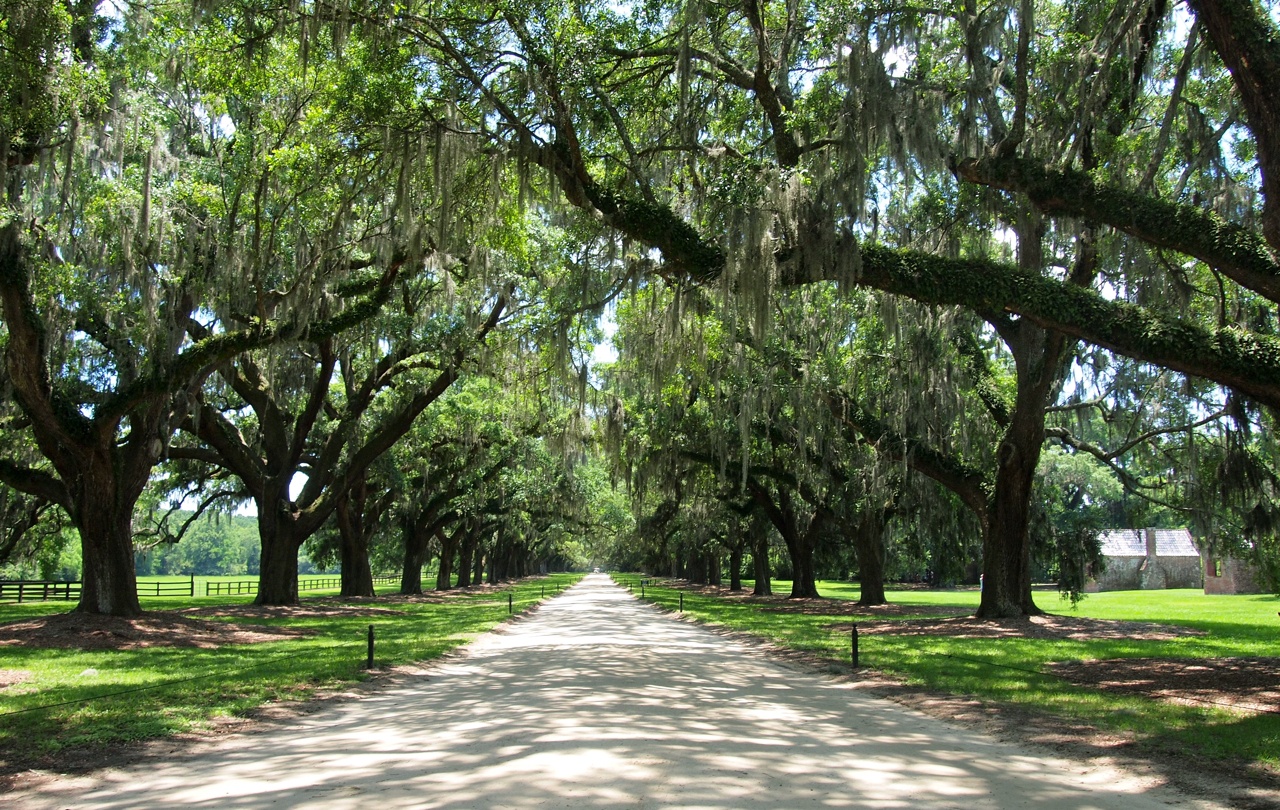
[0,573,583,766]
[613,574,1280,774]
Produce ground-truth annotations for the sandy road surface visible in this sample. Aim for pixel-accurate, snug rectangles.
[11,574,1227,809]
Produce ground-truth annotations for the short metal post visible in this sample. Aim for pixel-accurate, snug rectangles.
[508,593,513,613]
[366,625,375,669]
[190,574,195,596]
[541,585,545,597]
[641,583,645,598]
[679,592,684,612]
[851,623,859,668]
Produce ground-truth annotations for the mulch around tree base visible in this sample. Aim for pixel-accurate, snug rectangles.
[178,602,408,620]
[1047,656,1280,715]
[840,613,1206,641]
[0,612,314,650]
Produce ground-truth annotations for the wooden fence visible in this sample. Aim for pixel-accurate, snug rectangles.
[1,574,402,602]
[0,580,82,602]
[137,577,196,597]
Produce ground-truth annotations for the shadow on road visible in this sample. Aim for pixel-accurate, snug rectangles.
[19,574,1217,809]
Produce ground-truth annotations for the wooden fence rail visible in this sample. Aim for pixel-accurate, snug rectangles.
[0,580,82,602]
[1,574,402,602]
[137,577,196,597]
[205,579,257,596]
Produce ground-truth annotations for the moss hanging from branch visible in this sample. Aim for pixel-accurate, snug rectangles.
[954,154,1280,302]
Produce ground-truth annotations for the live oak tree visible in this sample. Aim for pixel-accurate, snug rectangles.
[11,0,1280,612]
[393,0,1280,613]
[0,1,403,614]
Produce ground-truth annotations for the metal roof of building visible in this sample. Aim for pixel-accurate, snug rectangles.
[1096,528,1199,558]
[1097,530,1146,557]
[1152,528,1199,556]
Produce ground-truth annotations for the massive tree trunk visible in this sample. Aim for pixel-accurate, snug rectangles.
[457,528,477,588]
[687,549,707,584]
[980,392,1046,617]
[336,477,375,598]
[436,528,459,590]
[728,544,744,592]
[750,511,772,596]
[72,455,144,616]
[756,488,822,599]
[850,509,888,607]
[978,226,1091,618]
[256,504,303,606]
[786,526,820,598]
[400,514,431,595]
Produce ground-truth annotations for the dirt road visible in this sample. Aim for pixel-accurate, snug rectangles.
[11,574,1228,808]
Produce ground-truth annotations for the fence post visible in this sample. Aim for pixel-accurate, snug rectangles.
[18,582,25,603]
[189,574,195,596]
[851,623,859,668]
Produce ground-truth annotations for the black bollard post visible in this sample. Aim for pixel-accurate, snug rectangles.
[508,593,513,613]
[366,624,375,669]
[542,585,545,597]
[679,592,684,612]
[851,623,859,668]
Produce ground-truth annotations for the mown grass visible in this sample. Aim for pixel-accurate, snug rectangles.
[0,573,582,765]
[613,574,1280,773]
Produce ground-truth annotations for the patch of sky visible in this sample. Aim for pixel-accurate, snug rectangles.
[167,472,307,517]
[591,302,619,367]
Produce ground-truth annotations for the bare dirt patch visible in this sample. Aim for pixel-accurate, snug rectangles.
[0,669,32,689]
[842,613,1205,641]
[0,612,313,650]
[1048,656,1280,715]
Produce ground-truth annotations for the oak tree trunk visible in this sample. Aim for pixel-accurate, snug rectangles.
[436,529,458,590]
[72,456,143,617]
[851,510,888,607]
[400,515,430,595]
[750,512,772,596]
[256,505,303,606]
[729,546,743,591]
[457,531,476,588]
[336,481,375,598]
